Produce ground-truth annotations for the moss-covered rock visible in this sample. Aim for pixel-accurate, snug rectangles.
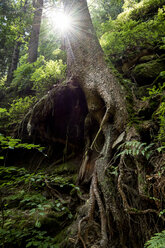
[39,211,71,236]
[138,54,158,63]
[40,215,61,235]
[132,58,165,85]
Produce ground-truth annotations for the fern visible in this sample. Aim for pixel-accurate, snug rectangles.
[117,140,154,159]
[144,230,165,248]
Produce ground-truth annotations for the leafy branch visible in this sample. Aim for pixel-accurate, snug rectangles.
[0,133,45,160]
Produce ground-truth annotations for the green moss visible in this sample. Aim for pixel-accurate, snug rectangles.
[53,227,68,245]
[139,55,158,63]
[40,215,61,234]
[52,162,78,174]
[118,0,165,21]
[132,59,165,85]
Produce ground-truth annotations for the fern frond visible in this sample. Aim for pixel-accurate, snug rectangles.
[116,140,154,160]
[144,230,165,248]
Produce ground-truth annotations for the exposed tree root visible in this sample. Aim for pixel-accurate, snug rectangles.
[77,216,88,248]
[118,156,165,221]
[77,169,108,248]
[90,108,110,151]
[44,179,64,202]
[76,175,95,247]
[92,170,108,248]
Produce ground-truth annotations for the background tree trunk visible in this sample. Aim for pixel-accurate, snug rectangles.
[7,40,21,84]
[6,0,29,84]
[28,0,43,63]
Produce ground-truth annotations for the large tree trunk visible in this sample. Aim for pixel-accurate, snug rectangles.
[28,0,43,63]
[61,1,164,248]
[62,0,129,247]
[63,0,128,153]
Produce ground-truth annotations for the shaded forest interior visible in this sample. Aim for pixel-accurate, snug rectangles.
[0,0,165,247]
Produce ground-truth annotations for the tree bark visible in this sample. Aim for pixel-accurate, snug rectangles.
[7,40,21,84]
[62,0,128,247]
[7,0,29,84]
[28,0,43,63]
[63,0,128,137]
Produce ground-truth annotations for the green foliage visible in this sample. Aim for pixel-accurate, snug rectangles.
[0,96,36,130]
[12,55,66,97]
[143,83,165,100]
[31,59,66,97]
[38,16,67,61]
[117,140,154,159]
[0,75,7,87]
[0,108,8,115]
[0,227,58,248]
[0,165,77,247]
[0,0,33,78]
[122,0,139,11]
[100,5,165,63]
[0,133,44,160]
[119,0,165,21]
[89,0,124,36]
[156,101,165,146]
[9,96,36,122]
[143,82,165,149]
[144,230,165,248]
[11,62,34,94]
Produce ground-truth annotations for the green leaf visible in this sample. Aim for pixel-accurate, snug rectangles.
[35,220,41,228]
[39,212,45,216]
[56,202,61,207]
[26,242,33,247]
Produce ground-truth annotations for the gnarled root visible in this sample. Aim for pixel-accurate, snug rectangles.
[118,156,165,221]
[76,176,95,248]
[93,170,108,248]
[77,169,108,248]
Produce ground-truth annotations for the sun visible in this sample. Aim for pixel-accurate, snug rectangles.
[48,9,73,33]
[54,12,72,32]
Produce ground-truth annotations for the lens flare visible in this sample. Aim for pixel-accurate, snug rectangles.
[48,10,72,33]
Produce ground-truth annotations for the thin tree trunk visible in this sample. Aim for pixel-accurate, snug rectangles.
[28,0,43,63]
[7,0,29,84]
[7,40,21,84]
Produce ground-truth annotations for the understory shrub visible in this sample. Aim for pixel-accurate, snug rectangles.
[11,55,66,97]
[0,165,77,247]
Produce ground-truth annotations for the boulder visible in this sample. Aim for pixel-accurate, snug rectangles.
[131,58,165,85]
